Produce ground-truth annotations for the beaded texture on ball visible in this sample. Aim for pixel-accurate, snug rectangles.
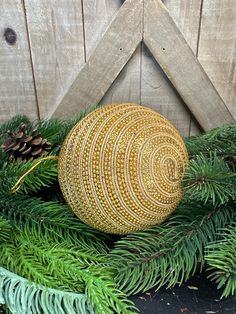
[58,103,188,234]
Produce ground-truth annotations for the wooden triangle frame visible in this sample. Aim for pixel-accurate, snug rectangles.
[52,0,234,131]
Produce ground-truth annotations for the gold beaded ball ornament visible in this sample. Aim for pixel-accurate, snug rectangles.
[58,103,188,234]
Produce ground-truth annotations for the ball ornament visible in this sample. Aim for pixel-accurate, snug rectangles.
[58,103,188,234]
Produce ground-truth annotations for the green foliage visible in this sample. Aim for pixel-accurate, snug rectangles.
[183,153,236,206]
[205,224,236,298]
[0,223,137,314]
[0,194,110,253]
[108,205,235,295]
[2,113,236,312]
[185,123,236,157]
[0,158,58,194]
[0,217,12,243]
[0,225,104,292]
[0,115,31,141]
[84,266,137,314]
[0,267,94,314]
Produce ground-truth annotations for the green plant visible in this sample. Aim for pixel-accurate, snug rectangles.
[206,225,236,298]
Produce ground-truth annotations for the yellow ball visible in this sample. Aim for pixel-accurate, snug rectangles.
[58,103,188,234]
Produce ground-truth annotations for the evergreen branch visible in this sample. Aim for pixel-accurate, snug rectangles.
[0,194,110,253]
[108,205,235,295]
[185,122,236,157]
[0,217,12,243]
[0,226,137,314]
[0,158,58,194]
[36,118,65,143]
[84,266,137,314]
[0,267,94,314]
[183,153,236,206]
[205,224,236,298]
[0,228,103,292]
[0,115,31,141]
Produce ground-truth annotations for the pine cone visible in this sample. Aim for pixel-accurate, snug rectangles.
[1,123,52,163]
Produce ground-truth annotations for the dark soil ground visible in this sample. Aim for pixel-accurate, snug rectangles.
[131,271,236,314]
[0,271,235,314]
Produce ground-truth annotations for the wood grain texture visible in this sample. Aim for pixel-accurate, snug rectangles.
[141,44,191,136]
[52,0,142,119]
[100,46,141,105]
[0,0,38,122]
[83,0,142,106]
[141,0,202,136]
[163,0,202,53]
[144,0,234,131]
[164,0,203,136]
[198,0,236,119]
[83,0,122,60]
[24,0,85,118]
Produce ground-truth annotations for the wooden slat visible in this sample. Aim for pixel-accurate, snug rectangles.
[144,0,234,131]
[24,0,85,118]
[163,0,202,53]
[52,0,142,119]
[198,0,236,119]
[83,0,121,60]
[100,45,141,105]
[83,0,142,105]
[0,0,38,122]
[164,0,203,136]
[141,44,191,136]
[141,0,202,137]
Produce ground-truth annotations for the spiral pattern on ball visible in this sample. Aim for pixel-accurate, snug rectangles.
[58,103,188,234]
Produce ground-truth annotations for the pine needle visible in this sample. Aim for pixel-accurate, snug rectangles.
[206,224,236,298]
[183,153,236,206]
[0,217,12,243]
[108,205,235,295]
[0,267,94,314]
[0,194,110,253]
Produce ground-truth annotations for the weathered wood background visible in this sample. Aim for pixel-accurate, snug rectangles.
[0,0,235,137]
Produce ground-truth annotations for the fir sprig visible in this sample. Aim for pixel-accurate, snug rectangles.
[0,267,94,314]
[0,217,12,243]
[0,227,104,292]
[0,194,110,253]
[0,115,31,141]
[183,153,236,205]
[108,205,235,295]
[0,158,58,194]
[205,224,236,298]
[186,123,236,157]
[0,224,137,314]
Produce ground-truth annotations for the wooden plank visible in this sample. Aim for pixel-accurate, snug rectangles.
[0,0,38,122]
[83,0,141,105]
[52,0,142,119]
[198,0,236,120]
[144,0,234,131]
[164,0,203,136]
[141,44,191,136]
[100,45,141,105]
[163,0,202,53]
[141,0,202,136]
[83,0,121,60]
[24,0,85,118]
